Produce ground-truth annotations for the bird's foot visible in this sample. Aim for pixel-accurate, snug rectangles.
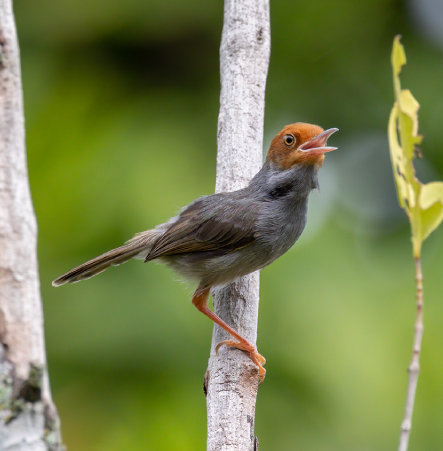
[216,339,266,383]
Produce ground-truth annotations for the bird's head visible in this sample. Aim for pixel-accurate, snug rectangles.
[266,123,338,170]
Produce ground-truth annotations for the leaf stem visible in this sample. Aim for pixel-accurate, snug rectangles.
[398,256,424,451]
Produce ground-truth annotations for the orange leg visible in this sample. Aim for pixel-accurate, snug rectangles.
[192,286,266,383]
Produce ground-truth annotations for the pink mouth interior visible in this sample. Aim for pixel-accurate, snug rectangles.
[298,128,338,153]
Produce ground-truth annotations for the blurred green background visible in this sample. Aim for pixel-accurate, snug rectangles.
[13,0,443,449]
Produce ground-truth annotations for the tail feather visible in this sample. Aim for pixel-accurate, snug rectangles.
[52,229,158,287]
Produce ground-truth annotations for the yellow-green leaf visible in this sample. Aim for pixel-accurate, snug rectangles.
[388,36,443,257]
[399,90,421,138]
[420,182,443,209]
[388,105,412,212]
[392,35,406,76]
[419,202,443,243]
[418,182,443,241]
[392,35,406,99]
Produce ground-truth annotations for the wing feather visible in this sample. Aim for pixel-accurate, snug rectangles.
[145,196,258,261]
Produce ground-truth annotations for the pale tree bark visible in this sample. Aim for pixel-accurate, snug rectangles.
[205,1,270,450]
[0,1,64,449]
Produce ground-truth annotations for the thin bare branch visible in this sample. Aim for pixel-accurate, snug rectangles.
[398,257,424,451]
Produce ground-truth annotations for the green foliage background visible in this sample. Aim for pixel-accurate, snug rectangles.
[14,0,443,449]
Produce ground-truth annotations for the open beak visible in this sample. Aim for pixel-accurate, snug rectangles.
[298,128,339,155]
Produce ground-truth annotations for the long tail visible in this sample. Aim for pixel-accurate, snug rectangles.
[52,230,159,287]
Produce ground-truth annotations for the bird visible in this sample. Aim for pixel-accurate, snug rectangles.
[53,123,338,382]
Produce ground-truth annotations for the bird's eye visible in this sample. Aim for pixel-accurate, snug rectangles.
[283,134,295,146]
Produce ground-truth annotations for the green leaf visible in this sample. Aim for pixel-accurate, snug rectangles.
[388,36,443,257]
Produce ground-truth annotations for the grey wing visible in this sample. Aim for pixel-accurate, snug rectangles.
[145,196,258,261]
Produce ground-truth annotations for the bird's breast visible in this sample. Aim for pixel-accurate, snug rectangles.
[254,194,309,263]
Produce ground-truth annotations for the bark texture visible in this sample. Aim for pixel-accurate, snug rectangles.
[0,1,64,449]
[206,0,270,450]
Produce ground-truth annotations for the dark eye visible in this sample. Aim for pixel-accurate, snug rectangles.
[283,134,295,146]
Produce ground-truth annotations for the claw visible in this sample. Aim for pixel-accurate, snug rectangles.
[215,339,266,383]
[192,287,267,383]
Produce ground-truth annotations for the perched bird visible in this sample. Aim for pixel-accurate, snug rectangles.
[53,123,338,382]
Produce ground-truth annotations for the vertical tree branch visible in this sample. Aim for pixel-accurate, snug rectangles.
[0,0,64,449]
[398,256,424,451]
[205,0,270,450]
